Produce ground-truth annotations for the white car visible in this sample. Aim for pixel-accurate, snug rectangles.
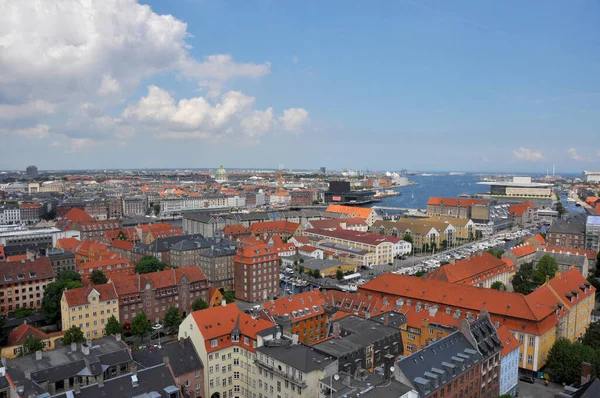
[152,323,163,331]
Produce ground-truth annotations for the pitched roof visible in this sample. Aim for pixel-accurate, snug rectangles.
[110,240,134,251]
[304,228,402,246]
[63,208,94,223]
[261,291,327,322]
[325,205,374,219]
[0,257,54,286]
[133,338,203,377]
[509,203,534,217]
[249,220,299,235]
[111,267,207,295]
[307,218,367,230]
[427,197,489,207]
[544,246,596,261]
[326,290,394,318]
[223,224,249,236]
[427,253,515,284]
[496,325,520,356]
[531,234,546,245]
[7,324,63,346]
[63,284,118,307]
[509,243,536,258]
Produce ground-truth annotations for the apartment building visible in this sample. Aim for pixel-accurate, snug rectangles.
[234,243,280,302]
[169,236,235,268]
[497,325,520,397]
[394,313,503,398]
[0,257,55,314]
[302,217,368,232]
[178,303,278,398]
[259,290,331,344]
[61,284,120,339]
[256,338,338,398]
[0,204,21,225]
[112,267,209,324]
[122,196,147,216]
[19,203,44,224]
[547,218,586,249]
[372,219,457,250]
[532,250,589,278]
[136,223,184,244]
[76,256,136,283]
[106,197,123,219]
[427,197,489,219]
[424,215,476,241]
[394,305,459,355]
[585,215,600,251]
[509,201,537,227]
[544,245,597,269]
[427,253,516,288]
[358,269,595,371]
[47,248,77,275]
[131,234,205,264]
[303,228,411,266]
[249,221,300,239]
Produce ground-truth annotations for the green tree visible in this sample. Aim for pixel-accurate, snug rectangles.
[311,269,321,279]
[336,268,344,281]
[441,239,448,249]
[533,255,558,285]
[546,338,600,384]
[105,315,122,336]
[63,326,85,345]
[222,290,235,304]
[490,281,505,291]
[192,298,209,311]
[135,256,167,274]
[487,248,505,259]
[58,269,82,282]
[131,311,152,340]
[15,307,35,318]
[297,265,305,274]
[512,262,536,295]
[163,306,182,331]
[582,321,600,350]
[0,317,9,347]
[41,278,84,324]
[402,234,413,244]
[90,269,108,285]
[414,270,426,277]
[22,334,44,355]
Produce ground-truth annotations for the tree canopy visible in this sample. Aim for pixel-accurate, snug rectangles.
[132,311,152,340]
[135,256,168,274]
[546,338,600,384]
[490,281,505,291]
[90,269,108,285]
[582,321,600,350]
[191,298,209,311]
[532,255,558,285]
[486,248,505,259]
[163,307,182,331]
[336,268,344,281]
[402,234,413,244]
[63,326,85,345]
[41,273,85,324]
[105,315,122,336]
[221,290,235,304]
[23,334,44,355]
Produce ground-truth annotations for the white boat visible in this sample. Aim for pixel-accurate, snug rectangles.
[339,284,358,292]
[566,198,576,203]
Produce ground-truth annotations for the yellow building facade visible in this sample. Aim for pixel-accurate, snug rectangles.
[61,284,120,339]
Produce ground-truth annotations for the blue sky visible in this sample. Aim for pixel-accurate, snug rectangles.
[1,0,599,173]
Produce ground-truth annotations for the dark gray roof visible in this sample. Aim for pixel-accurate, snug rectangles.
[6,337,131,397]
[183,212,218,223]
[371,311,408,329]
[0,375,9,390]
[52,364,178,398]
[314,316,401,358]
[572,378,600,398]
[227,212,270,222]
[321,371,413,398]
[134,234,205,253]
[396,331,482,396]
[467,315,502,358]
[548,219,585,235]
[534,251,587,267]
[133,338,203,377]
[170,236,234,253]
[257,341,336,373]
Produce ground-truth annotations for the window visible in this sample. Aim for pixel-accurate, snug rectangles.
[527,355,533,365]
[234,372,240,379]
[211,339,218,347]
[529,336,535,347]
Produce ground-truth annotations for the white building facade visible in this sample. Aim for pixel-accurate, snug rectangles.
[499,343,520,396]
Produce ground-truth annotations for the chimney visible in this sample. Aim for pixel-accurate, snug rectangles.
[97,373,104,388]
[332,322,341,339]
[24,370,31,380]
[131,363,138,375]
[115,333,121,342]
[221,299,227,307]
[35,350,42,361]
[581,362,592,385]
[365,311,371,319]
[163,356,170,366]
[428,305,438,317]
[292,334,299,345]
[71,342,77,352]
[449,257,456,265]
[383,314,389,327]
[81,344,90,356]
[383,354,395,380]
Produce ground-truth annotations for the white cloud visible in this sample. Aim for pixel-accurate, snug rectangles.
[512,147,544,161]
[278,108,309,133]
[0,100,57,120]
[292,56,299,64]
[124,86,308,141]
[97,74,121,96]
[66,138,98,153]
[568,148,583,161]
[0,0,279,145]
[9,124,50,139]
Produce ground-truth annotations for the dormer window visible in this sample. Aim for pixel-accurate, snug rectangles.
[232,334,240,342]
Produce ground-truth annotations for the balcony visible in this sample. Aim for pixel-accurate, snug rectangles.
[255,360,307,388]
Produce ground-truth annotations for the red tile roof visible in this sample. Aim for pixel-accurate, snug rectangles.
[496,325,520,356]
[249,221,299,236]
[110,240,135,251]
[510,243,536,258]
[544,246,597,261]
[223,224,249,236]
[325,205,374,219]
[7,324,63,346]
[509,203,533,217]
[111,267,207,295]
[19,203,43,209]
[76,257,134,273]
[261,291,327,322]
[325,290,394,318]
[63,284,118,307]
[304,228,402,246]
[0,257,54,285]
[190,303,275,353]
[235,243,280,264]
[427,253,515,284]
[531,234,546,246]
[62,208,94,223]
[427,197,489,207]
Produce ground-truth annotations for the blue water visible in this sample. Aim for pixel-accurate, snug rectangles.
[368,175,486,209]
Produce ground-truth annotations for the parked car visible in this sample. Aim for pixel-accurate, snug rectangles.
[519,375,535,384]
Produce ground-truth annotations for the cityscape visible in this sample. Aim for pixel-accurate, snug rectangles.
[1,2,600,398]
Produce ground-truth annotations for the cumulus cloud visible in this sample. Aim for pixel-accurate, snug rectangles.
[66,138,98,153]
[4,124,51,139]
[0,0,287,147]
[568,148,583,161]
[512,147,544,161]
[123,86,308,141]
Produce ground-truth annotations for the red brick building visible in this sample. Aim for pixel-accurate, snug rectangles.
[234,243,280,302]
[112,267,209,325]
[76,257,135,284]
[19,203,45,224]
[0,257,55,314]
